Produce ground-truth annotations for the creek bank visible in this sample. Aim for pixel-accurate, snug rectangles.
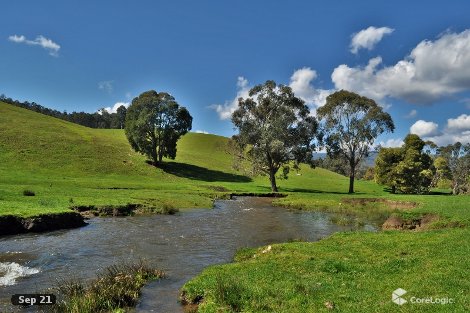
[382,214,439,230]
[71,203,179,217]
[229,192,287,199]
[0,212,86,236]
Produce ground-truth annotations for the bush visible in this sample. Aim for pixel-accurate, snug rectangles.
[23,189,35,196]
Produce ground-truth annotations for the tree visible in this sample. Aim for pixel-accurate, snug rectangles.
[437,142,470,194]
[375,147,402,193]
[231,80,318,192]
[431,156,452,188]
[317,90,394,193]
[116,105,127,129]
[375,134,435,194]
[393,135,434,194]
[125,90,192,165]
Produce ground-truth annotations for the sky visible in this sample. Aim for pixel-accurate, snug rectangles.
[1,0,470,147]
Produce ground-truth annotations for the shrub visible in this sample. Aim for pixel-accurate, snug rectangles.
[23,189,35,196]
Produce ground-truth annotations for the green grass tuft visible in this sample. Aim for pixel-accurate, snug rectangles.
[50,262,164,313]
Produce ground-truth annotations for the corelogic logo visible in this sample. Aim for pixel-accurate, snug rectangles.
[391,288,455,306]
[392,288,407,305]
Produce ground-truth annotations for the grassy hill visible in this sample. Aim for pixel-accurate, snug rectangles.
[0,101,388,218]
[1,101,468,222]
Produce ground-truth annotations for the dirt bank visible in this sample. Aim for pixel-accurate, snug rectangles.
[0,212,86,236]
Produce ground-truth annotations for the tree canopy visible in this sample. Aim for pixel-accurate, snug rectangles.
[375,134,435,194]
[125,90,192,165]
[317,90,394,193]
[231,80,318,192]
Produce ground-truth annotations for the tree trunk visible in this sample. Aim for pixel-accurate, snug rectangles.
[391,185,396,194]
[348,175,354,194]
[269,169,278,192]
[151,140,158,166]
[266,151,278,192]
[348,161,355,194]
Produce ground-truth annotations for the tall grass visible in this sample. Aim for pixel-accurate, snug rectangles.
[50,262,164,313]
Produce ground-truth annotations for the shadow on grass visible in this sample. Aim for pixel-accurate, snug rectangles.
[382,187,453,196]
[281,187,357,195]
[159,161,252,183]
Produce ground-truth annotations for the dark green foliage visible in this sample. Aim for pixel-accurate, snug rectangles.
[317,90,394,193]
[375,134,434,194]
[125,90,192,165]
[116,105,127,129]
[23,189,35,196]
[231,80,319,192]
[375,147,403,193]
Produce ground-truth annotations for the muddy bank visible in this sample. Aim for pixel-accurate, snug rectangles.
[0,212,86,236]
[382,214,439,230]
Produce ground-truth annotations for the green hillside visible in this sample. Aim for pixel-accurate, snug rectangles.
[0,101,368,217]
[1,101,468,222]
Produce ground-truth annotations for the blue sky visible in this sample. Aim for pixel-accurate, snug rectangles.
[1,0,470,146]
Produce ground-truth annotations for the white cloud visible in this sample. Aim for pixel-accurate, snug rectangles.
[447,114,470,132]
[102,102,129,114]
[425,131,470,146]
[410,120,440,137]
[407,114,470,146]
[8,35,25,43]
[288,67,333,110]
[98,81,114,94]
[350,26,394,54]
[333,29,470,104]
[210,77,250,120]
[195,130,209,134]
[8,34,60,56]
[379,138,404,148]
[405,109,417,119]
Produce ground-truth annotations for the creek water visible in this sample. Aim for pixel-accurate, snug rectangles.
[0,197,377,312]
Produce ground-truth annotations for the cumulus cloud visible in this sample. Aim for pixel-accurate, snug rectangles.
[405,109,417,119]
[447,114,470,132]
[410,120,440,137]
[379,138,404,148]
[195,130,209,134]
[8,34,60,56]
[102,102,129,114]
[288,67,333,110]
[98,80,114,94]
[408,115,470,146]
[210,77,250,120]
[425,131,470,146]
[333,29,470,104]
[350,26,394,54]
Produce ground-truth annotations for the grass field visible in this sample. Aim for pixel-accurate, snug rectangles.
[1,102,469,312]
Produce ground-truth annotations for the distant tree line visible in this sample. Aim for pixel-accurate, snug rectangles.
[0,93,127,129]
